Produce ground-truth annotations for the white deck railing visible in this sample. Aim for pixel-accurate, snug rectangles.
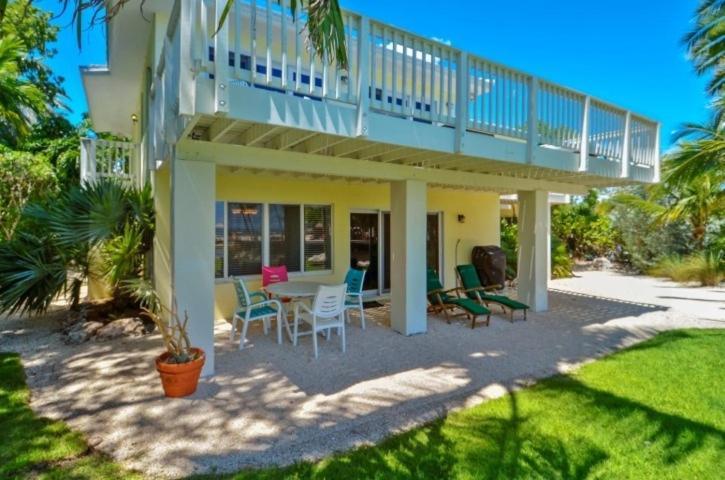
[80,138,139,185]
[157,0,660,179]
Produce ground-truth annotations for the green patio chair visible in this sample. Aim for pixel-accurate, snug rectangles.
[344,268,367,329]
[456,264,528,321]
[232,277,283,350]
[427,268,490,328]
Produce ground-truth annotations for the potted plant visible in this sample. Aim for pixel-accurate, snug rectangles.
[128,280,205,398]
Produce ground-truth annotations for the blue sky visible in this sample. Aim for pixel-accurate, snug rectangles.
[41,0,709,149]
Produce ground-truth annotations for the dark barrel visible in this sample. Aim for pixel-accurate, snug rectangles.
[471,246,506,288]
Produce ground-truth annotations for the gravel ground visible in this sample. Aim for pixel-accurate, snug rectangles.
[1,271,723,478]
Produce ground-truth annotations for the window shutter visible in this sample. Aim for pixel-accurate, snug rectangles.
[303,205,332,271]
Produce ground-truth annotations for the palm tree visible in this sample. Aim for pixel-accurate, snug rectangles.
[607,161,723,250]
[0,35,47,144]
[654,170,724,248]
[683,0,725,99]
[665,118,724,186]
[0,178,154,315]
[55,0,348,68]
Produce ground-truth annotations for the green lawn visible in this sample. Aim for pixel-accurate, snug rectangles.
[2,329,724,479]
[0,353,142,480]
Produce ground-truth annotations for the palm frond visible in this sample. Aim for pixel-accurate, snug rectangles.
[682,0,725,98]
[0,232,67,315]
[100,223,144,287]
[217,0,347,70]
[0,35,49,141]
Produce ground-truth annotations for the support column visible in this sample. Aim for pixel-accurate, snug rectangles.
[517,190,549,312]
[171,156,216,376]
[390,180,427,335]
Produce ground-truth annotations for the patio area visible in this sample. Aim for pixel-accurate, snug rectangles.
[2,272,723,478]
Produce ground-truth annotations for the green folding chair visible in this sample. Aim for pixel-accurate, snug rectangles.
[427,268,490,328]
[456,264,528,321]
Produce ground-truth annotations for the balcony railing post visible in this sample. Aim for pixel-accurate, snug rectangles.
[526,76,539,164]
[356,16,371,137]
[80,138,96,184]
[178,0,195,116]
[454,51,468,153]
[214,0,230,115]
[653,122,661,183]
[620,111,631,178]
[579,96,591,171]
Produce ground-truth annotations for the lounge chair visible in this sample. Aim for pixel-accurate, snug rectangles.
[456,264,528,321]
[427,268,490,328]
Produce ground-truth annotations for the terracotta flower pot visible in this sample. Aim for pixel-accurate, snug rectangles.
[155,348,205,398]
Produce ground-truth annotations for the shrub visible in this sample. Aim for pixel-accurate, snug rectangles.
[0,148,57,240]
[500,219,518,280]
[551,235,573,279]
[607,189,692,273]
[650,251,724,287]
[0,178,154,315]
[552,190,617,259]
[500,219,573,280]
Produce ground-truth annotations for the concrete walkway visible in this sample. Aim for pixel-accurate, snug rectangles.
[1,272,722,478]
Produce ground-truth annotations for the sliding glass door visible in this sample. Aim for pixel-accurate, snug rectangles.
[350,212,380,292]
[350,211,441,295]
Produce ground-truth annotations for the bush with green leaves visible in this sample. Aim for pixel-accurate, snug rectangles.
[551,235,573,279]
[604,188,693,273]
[552,190,617,260]
[0,178,154,315]
[500,219,519,280]
[499,219,573,280]
[650,251,724,287]
[0,147,57,241]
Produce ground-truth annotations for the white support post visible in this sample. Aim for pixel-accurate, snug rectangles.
[579,96,591,171]
[454,51,468,153]
[390,180,428,336]
[620,111,631,178]
[171,156,216,376]
[653,122,661,183]
[526,76,539,164]
[80,138,96,183]
[356,17,371,137]
[178,0,196,116]
[517,190,549,312]
[214,0,230,115]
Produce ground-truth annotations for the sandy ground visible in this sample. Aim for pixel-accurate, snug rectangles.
[1,271,723,478]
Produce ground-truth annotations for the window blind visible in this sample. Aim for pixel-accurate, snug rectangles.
[269,204,301,271]
[303,205,332,271]
[227,202,263,276]
[214,201,225,278]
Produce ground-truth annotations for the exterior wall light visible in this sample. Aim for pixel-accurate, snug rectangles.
[457,214,466,223]
[131,113,138,123]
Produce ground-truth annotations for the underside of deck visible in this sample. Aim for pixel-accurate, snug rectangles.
[183,111,644,194]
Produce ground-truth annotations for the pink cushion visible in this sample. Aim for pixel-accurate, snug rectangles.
[262,265,288,287]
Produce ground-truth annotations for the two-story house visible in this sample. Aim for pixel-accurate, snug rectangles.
[80,0,660,375]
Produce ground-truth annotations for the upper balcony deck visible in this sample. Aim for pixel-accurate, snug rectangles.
[150,0,660,190]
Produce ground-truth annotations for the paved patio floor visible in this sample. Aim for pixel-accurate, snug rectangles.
[1,272,723,478]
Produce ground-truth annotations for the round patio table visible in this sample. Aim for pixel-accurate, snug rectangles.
[265,281,326,299]
[265,281,326,342]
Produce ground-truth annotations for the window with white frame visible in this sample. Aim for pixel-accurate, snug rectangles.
[215,201,332,278]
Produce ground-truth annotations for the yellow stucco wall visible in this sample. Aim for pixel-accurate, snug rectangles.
[152,165,500,321]
[212,172,500,321]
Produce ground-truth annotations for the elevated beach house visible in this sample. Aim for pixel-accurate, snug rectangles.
[81,0,660,374]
